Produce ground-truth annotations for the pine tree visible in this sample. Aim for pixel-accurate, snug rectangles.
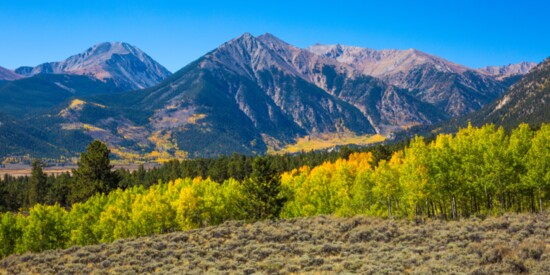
[28,159,47,207]
[70,140,119,204]
[244,156,285,220]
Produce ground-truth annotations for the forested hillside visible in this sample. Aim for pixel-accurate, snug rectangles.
[0,123,548,258]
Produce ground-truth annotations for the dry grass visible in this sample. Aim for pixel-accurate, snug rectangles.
[0,164,156,178]
[276,133,386,154]
[1,213,549,274]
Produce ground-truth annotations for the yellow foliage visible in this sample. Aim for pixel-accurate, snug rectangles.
[187,113,206,124]
[69,99,86,109]
[277,133,385,154]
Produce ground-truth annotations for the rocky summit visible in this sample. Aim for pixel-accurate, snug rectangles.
[15,42,172,91]
[0,66,22,81]
[307,44,527,117]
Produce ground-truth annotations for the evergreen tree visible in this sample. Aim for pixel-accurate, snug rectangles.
[28,159,47,207]
[70,140,119,204]
[244,156,285,220]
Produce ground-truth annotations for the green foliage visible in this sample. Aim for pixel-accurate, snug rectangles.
[522,125,550,212]
[245,157,285,220]
[28,159,47,207]
[18,204,69,253]
[0,212,23,257]
[70,140,119,203]
[281,123,550,220]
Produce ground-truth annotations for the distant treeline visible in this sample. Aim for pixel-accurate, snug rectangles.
[0,141,400,212]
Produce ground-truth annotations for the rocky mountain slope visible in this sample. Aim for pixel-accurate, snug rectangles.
[479,61,537,79]
[396,57,549,139]
[308,44,528,117]
[464,57,550,129]
[15,42,172,91]
[0,66,22,81]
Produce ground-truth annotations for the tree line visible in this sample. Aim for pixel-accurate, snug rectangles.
[0,141,397,212]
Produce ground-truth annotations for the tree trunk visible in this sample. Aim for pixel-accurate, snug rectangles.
[539,193,543,213]
[387,199,392,219]
[451,196,457,220]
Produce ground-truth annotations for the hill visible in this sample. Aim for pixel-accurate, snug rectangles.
[1,213,548,274]
[0,66,22,81]
[0,74,120,117]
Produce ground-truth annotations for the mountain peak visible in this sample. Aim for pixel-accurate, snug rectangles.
[14,42,171,91]
[257,32,295,49]
[0,66,23,81]
[478,61,537,78]
[308,43,470,76]
[222,32,260,50]
[257,32,281,41]
[79,42,144,62]
[205,32,302,81]
[233,32,255,42]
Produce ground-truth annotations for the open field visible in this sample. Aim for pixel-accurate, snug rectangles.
[2,213,549,274]
[275,133,386,154]
[0,167,76,178]
[0,163,159,178]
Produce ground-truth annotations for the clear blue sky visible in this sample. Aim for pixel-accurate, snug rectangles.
[1,0,548,72]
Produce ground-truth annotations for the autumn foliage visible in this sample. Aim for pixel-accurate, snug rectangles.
[0,123,549,257]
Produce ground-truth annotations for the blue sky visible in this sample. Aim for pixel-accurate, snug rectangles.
[1,0,548,72]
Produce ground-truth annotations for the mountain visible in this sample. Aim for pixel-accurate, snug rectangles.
[17,33,441,158]
[82,33,451,157]
[395,57,550,139]
[465,57,550,129]
[307,44,525,117]
[15,42,172,91]
[0,111,93,157]
[0,33,537,159]
[479,62,537,79]
[0,66,22,81]
[0,74,119,117]
[67,33,377,157]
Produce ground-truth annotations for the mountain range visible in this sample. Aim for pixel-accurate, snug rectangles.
[399,57,550,138]
[0,33,544,159]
